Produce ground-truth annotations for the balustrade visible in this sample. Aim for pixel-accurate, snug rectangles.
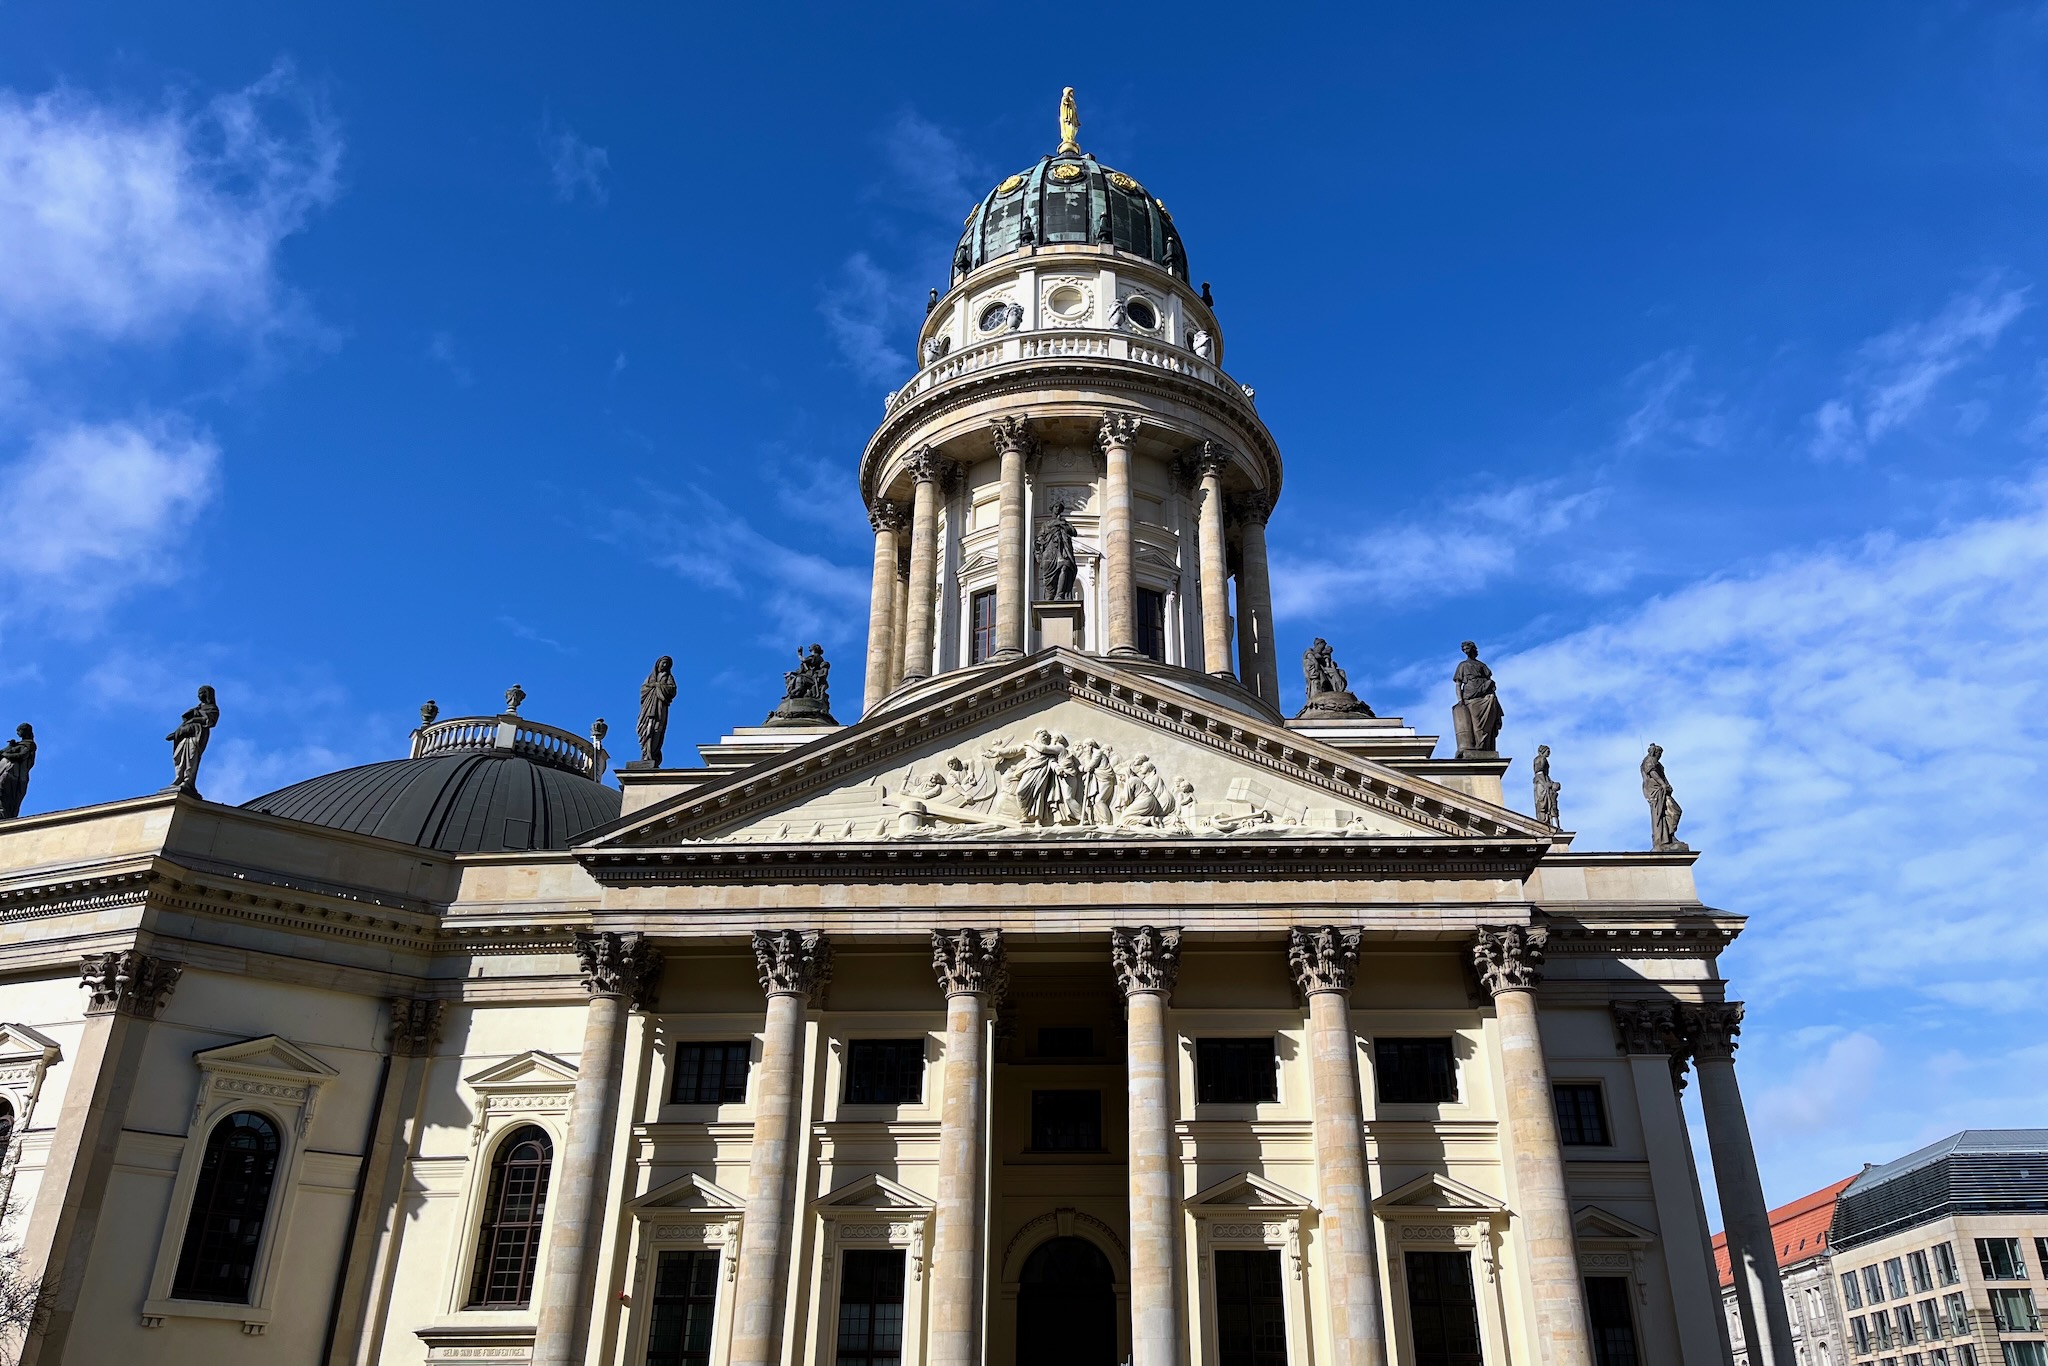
[409,714,601,777]
[885,329,1250,414]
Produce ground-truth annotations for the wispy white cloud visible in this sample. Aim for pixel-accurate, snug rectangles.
[1808,280,2029,460]
[0,418,220,618]
[1618,349,1726,452]
[540,117,608,205]
[427,330,474,387]
[822,251,913,386]
[0,62,340,386]
[881,111,983,219]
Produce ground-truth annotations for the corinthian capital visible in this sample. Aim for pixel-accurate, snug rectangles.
[1610,1000,1683,1057]
[1230,492,1271,527]
[932,928,1007,1000]
[1111,926,1183,998]
[868,499,906,535]
[753,929,833,1001]
[1287,926,1361,996]
[575,931,664,1008]
[1194,441,1232,480]
[1471,924,1548,998]
[1679,1001,1744,1061]
[80,950,182,1019]
[389,998,446,1057]
[989,414,1037,457]
[905,445,953,485]
[1096,412,1141,451]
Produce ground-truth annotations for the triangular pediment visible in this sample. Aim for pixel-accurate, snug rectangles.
[194,1034,339,1080]
[1574,1206,1655,1244]
[0,1023,61,1064]
[1186,1171,1315,1214]
[811,1173,934,1214]
[465,1050,578,1090]
[633,1172,747,1214]
[591,650,1549,855]
[1373,1173,1509,1215]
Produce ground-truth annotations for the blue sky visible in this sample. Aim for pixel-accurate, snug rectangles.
[2,4,2044,1216]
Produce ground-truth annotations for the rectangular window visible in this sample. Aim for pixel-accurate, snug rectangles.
[1197,1038,1279,1104]
[1036,1026,1094,1058]
[1852,1316,1871,1352]
[1404,1251,1483,1365]
[1135,587,1167,662]
[1553,1084,1612,1146]
[1912,1250,1935,1293]
[1960,1345,1979,1366]
[1919,1298,1941,1339]
[1933,1349,1952,1366]
[1585,1275,1642,1366]
[1374,1038,1458,1104]
[2039,1238,2048,1279]
[1846,1273,1865,1309]
[835,1249,905,1366]
[645,1249,721,1366]
[969,589,997,665]
[670,1042,751,1106]
[1981,1238,2028,1280]
[1989,1288,2040,1332]
[1896,1305,1919,1343]
[1214,1249,1288,1366]
[1889,1259,1910,1299]
[1030,1090,1103,1152]
[844,1040,926,1105]
[1868,1265,1889,1303]
[1944,1291,1969,1333]
[2003,1344,2048,1366]
[1935,1242,1961,1285]
[1876,1313,1893,1348]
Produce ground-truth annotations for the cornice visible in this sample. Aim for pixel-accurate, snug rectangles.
[0,868,153,926]
[1537,912,1740,956]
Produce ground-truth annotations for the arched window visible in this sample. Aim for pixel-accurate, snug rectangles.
[468,1126,554,1307]
[171,1111,281,1302]
[0,1097,15,1150]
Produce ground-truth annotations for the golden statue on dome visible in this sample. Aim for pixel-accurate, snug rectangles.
[1058,86,1082,155]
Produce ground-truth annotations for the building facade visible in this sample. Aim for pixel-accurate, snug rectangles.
[0,96,1801,1366]
[1715,1177,1854,1366]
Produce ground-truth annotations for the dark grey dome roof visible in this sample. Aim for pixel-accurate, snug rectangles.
[954,152,1188,282]
[243,750,621,854]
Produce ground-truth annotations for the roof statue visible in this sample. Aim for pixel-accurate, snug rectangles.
[165,686,220,797]
[1642,743,1688,852]
[1295,638,1375,719]
[1451,640,1502,759]
[633,655,678,768]
[0,723,34,820]
[1533,744,1561,831]
[767,644,837,728]
[1058,86,1081,155]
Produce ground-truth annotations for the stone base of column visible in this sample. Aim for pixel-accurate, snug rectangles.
[990,648,1024,662]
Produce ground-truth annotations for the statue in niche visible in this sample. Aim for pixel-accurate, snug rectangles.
[1034,502,1079,600]
[767,645,838,727]
[1295,638,1374,719]
[634,656,677,767]
[1641,743,1688,851]
[165,686,220,795]
[0,723,35,820]
[1532,744,1562,831]
[1451,640,1503,758]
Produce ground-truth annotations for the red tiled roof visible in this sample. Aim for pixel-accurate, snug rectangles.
[1712,1175,1857,1288]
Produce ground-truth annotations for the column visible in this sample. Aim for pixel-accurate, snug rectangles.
[864,501,905,712]
[1111,927,1186,1366]
[1233,495,1279,702]
[928,930,1006,1366]
[1685,1002,1795,1366]
[1473,926,1594,1366]
[890,558,910,695]
[326,999,445,1366]
[534,933,662,1366]
[21,951,182,1366]
[1287,927,1389,1366]
[990,417,1034,661]
[1194,444,1233,676]
[901,448,949,685]
[730,930,833,1366]
[1099,413,1142,657]
[1611,1002,1729,1366]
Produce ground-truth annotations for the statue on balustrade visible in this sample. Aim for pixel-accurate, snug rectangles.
[1533,744,1562,831]
[768,644,838,727]
[0,723,35,820]
[1035,503,1079,601]
[1641,743,1688,851]
[1295,638,1374,719]
[165,686,220,796]
[503,683,526,715]
[1451,640,1503,759]
[633,656,677,768]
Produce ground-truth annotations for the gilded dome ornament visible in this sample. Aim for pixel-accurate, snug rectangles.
[1154,199,1173,221]
[998,173,1026,195]
[1107,171,1140,192]
[1049,163,1084,183]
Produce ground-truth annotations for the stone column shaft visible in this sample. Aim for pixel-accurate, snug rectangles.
[1688,1004,1795,1366]
[534,933,660,1366]
[1113,927,1185,1366]
[889,563,909,695]
[1475,926,1593,1366]
[991,419,1031,661]
[1100,414,1142,657]
[928,930,1004,1366]
[1194,449,1233,675]
[731,931,832,1366]
[902,451,946,684]
[1234,502,1279,701]
[1289,928,1389,1366]
[864,505,903,712]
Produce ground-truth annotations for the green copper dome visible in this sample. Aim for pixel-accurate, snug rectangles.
[952,150,1188,283]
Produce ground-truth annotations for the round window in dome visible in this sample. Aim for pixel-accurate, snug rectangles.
[1046,284,1088,320]
[978,302,1012,333]
[1124,297,1158,330]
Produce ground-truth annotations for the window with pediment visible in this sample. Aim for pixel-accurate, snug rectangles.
[468,1125,554,1308]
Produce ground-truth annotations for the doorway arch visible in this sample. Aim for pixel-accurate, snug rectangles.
[1017,1236,1118,1366]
